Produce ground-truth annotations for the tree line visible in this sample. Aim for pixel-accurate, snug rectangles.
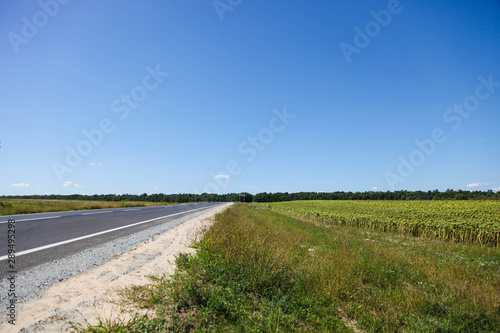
[252,190,499,202]
[0,192,253,203]
[2,190,499,203]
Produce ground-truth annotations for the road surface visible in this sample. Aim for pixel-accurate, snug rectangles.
[0,202,224,278]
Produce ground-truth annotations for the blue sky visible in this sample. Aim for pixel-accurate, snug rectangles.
[1,0,499,195]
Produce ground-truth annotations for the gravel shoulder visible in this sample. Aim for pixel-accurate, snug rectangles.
[0,203,231,332]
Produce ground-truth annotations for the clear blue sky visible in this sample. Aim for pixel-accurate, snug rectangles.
[1,0,499,195]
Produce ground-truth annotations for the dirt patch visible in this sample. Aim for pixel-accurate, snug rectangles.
[0,203,231,332]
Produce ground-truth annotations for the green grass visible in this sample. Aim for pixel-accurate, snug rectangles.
[0,199,172,216]
[81,203,500,332]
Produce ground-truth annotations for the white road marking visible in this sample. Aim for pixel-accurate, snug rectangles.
[81,211,113,215]
[124,209,142,211]
[0,216,61,224]
[0,206,215,261]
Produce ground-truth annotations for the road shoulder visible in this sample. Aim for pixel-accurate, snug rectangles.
[0,203,232,332]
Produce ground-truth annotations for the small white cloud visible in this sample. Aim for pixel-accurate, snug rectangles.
[11,183,30,187]
[90,162,102,166]
[491,186,500,192]
[215,174,230,179]
[371,187,379,191]
[152,187,160,190]
[466,182,493,189]
[63,181,83,188]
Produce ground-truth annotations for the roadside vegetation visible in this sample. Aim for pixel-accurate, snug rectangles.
[82,203,500,332]
[0,199,170,216]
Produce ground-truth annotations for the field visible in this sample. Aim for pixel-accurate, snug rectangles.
[0,198,171,216]
[84,202,500,332]
[258,200,500,246]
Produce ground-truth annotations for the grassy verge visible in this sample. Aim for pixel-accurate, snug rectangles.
[0,199,172,215]
[82,203,500,332]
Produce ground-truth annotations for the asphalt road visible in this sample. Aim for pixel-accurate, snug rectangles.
[0,202,224,279]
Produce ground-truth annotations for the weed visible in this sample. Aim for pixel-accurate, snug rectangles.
[82,203,500,332]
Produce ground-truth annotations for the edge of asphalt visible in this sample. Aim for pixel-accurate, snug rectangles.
[0,203,229,321]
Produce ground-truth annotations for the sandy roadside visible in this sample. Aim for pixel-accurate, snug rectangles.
[0,203,232,332]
